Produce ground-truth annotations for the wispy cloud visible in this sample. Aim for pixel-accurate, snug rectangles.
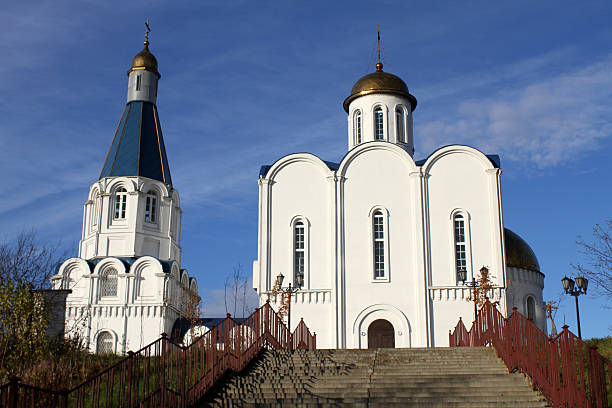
[416,54,612,167]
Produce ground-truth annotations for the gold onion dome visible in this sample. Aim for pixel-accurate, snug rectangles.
[343,62,417,112]
[129,41,160,77]
[504,228,541,273]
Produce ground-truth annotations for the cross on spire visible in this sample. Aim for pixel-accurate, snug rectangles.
[145,19,151,43]
[376,25,383,71]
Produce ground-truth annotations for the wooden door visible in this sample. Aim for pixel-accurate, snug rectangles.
[368,319,395,349]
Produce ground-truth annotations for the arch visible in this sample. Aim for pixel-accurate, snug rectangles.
[353,109,362,145]
[55,258,91,292]
[394,105,406,144]
[265,153,334,181]
[422,145,496,175]
[373,104,386,141]
[368,206,390,282]
[352,304,411,349]
[100,267,118,297]
[189,277,198,294]
[94,329,118,354]
[289,216,310,288]
[131,256,163,298]
[525,295,537,321]
[139,179,168,197]
[106,177,137,194]
[368,319,395,348]
[144,190,158,223]
[337,141,417,177]
[450,208,473,284]
[94,258,126,300]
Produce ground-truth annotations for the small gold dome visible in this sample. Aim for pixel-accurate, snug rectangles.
[504,228,541,272]
[343,62,417,112]
[128,41,160,77]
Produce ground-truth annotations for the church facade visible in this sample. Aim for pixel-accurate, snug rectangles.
[51,38,197,354]
[253,61,545,348]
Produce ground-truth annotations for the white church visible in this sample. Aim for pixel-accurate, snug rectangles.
[253,59,546,348]
[49,33,546,354]
[51,37,199,354]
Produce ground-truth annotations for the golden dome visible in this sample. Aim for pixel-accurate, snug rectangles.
[504,228,541,272]
[343,62,417,112]
[128,41,160,77]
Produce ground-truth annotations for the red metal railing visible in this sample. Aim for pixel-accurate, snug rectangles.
[0,300,316,407]
[449,300,611,408]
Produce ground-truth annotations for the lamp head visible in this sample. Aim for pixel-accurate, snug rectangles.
[277,273,285,286]
[575,275,588,294]
[562,276,574,294]
[458,268,467,284]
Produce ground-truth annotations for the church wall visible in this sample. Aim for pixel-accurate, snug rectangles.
[425,150,501,287]
[506,267,546,332]
[79,177,181,262]
[342,146,423,347]
[268,160,331,290]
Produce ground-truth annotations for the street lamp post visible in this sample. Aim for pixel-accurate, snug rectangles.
[276,272,304,334]
[458,267,485,323]
[562,275,588,339]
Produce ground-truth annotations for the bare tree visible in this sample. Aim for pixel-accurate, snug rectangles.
[0,230,68,289]
[572,219,612,301]
[224,264,258,318]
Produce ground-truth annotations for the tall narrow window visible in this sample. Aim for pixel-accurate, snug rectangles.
[373,211,385,278]
[354,110,362,144]
[100,268,118,297]
[136,74,142,91]
[92,193,99,226]
[114,188,127,219]
[374,107,384,140]
[454,214,467,280]
[145,190,157,223]
[526,297,536,320]
[396,108,405,143]
[294,221,305,285]
[96,332,114,354]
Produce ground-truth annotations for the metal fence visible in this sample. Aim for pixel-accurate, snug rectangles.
[450,300,611,408]
[0,300,316,407]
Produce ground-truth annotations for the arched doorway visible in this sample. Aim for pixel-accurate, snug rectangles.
[368,319,395,348]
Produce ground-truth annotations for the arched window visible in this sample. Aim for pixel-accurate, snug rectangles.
[354,110,362,144]
[294,221,305,286]
[96,331,114,354]
[526,296,536,320]
[374,106,384,140]
[145,190,157,223]
[395,108,405,143]
[454,214,467,280]
[373,210,385,278]
[91,192,99,226]
[114,188,127,220]
[100,268,118,297]
[136,74,142,91]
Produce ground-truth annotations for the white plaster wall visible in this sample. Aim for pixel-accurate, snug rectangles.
[127,69,158,104]
[341,144,424,347]
[424,148,503,287]
[266,157,332,291]
[347,94,414,154]
[79,177,182,264]
[506,267,546,332]
[53,256,194,354]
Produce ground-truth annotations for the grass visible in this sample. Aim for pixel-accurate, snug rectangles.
[586,336,612,362]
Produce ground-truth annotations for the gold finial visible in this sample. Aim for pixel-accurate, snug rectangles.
[145,18,151,44]
[376,25,383,71]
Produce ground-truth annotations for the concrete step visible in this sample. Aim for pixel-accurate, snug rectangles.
[200,347,549,407]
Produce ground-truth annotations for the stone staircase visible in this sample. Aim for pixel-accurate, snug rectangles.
[201,347,549,407]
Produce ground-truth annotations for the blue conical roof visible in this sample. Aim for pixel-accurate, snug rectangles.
[100,101,172,186]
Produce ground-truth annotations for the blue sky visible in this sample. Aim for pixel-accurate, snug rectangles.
[1,1,611,337]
